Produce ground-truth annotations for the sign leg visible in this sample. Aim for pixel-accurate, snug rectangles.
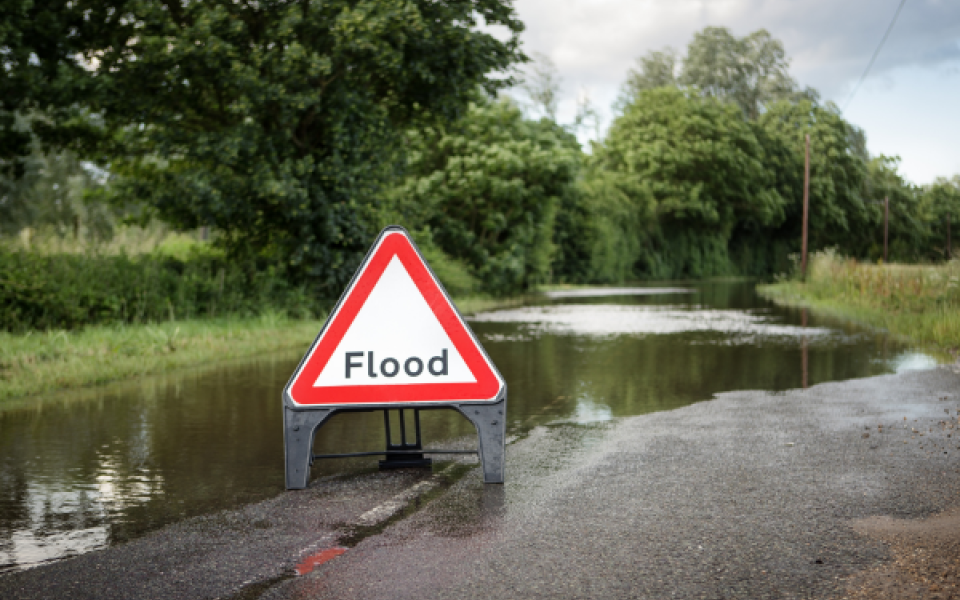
[284,407,334,490]
[456,396,507,484]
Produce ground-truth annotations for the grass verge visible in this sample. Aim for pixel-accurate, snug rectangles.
[0,313,325,402]
[0,294,532,403]
[758,251,960,357]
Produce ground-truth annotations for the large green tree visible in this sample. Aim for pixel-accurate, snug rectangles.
[3,0,524,294]
[596,87,784,278]
[388,98,579,294]
[620,27,804,120]
[0,1,104,177]
[681,27,798,119]
[756,99,870,257]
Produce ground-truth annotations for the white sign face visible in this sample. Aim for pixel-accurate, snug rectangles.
[285,228,504,407]
[312,256,476,387]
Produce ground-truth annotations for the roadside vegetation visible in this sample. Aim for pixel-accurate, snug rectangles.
[0,314,321,401]
[0,226,529,401]
[3,5,960,399]
[759,251,960,355]
[0,278,528,402]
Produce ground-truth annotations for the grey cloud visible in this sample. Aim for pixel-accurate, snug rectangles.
[514,0,960,103]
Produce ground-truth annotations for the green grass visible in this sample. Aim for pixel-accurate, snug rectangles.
[0,294,533,403]
[0,313,326,402]
[758,251,960,357]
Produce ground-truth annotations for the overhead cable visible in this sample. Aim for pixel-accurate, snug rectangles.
[842,0,908,111]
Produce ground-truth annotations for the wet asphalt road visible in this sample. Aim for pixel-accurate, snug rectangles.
[2,367,959,599]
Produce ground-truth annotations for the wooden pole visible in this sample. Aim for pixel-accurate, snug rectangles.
[883,196,889,263]
[801,134,810,280]
[948,214,952,259]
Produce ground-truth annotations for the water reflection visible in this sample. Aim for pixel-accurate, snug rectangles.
[567,397,615,424]
[471,304,834,338]
[543,287,694,299]
[0,281,938,573]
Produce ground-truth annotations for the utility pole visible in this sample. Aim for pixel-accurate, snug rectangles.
[883,196,889,263]
[801,134,810,280]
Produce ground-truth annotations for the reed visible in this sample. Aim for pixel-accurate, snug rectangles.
[759,251,960,355]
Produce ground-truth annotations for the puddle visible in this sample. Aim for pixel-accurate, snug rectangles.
[0,281,938,573]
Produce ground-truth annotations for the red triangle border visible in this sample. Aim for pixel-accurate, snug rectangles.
[287,230,503,406]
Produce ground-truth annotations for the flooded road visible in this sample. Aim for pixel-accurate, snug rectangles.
[0,282,937,573]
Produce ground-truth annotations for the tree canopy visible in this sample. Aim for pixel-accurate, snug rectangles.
[387,98,579,294]
[4,16,959,312]
[921,176,960,259]
[594,87,786,277]
[621,26,810,119]
[2,0,525,293]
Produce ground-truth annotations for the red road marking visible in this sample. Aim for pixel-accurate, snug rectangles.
[295,547,347,576]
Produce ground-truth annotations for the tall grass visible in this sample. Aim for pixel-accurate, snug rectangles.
[8,223,197,256]
[759,250,960,354]
[0,315,326,401]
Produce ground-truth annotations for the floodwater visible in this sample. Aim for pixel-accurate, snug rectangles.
[0,282,938,573]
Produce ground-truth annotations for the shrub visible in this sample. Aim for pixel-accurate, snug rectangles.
[0,249,317,331]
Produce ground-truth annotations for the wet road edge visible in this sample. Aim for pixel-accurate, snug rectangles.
[1,366,959,599]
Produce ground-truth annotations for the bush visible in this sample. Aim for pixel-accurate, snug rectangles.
[0,249,317,331]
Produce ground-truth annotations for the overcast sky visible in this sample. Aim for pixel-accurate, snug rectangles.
[505,0,960,185]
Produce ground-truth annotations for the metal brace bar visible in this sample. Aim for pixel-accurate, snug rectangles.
[283,390,507,489]
[313,449,478,459]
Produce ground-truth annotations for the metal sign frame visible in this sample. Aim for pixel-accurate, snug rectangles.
[282,226,506,489]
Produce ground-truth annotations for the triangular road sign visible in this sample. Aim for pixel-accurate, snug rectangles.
[285,227,505,406]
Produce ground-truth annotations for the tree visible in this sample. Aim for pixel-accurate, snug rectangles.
[0,146,111,240]
[681,27,797,119]
[596,87,785,278]
[618,48,678,109]
[521,52,562,121]
[575,167,654,283]
[572,87,601,140]
[619,27,800,120]
[921,176,960,259]
[757,99,871,257]
[861,156,925,262]
[389,98,579,294]
[0,1,105,178]
[5,0,524,295]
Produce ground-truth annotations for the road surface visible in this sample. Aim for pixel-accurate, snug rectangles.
[2,367,959,599]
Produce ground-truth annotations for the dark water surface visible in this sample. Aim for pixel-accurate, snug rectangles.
[0,282,937,573]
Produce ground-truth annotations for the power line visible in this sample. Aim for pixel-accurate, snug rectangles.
[842,0,908,111]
